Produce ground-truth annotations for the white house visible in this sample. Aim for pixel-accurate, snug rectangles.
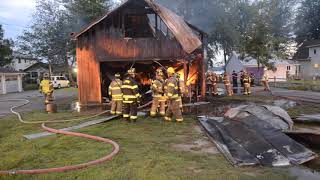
[9,52,37,72]
[293,40,320,80]
[226,51,300,81]
[0,68,25,94]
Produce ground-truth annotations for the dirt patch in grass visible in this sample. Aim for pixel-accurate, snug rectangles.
[172,137,219,155]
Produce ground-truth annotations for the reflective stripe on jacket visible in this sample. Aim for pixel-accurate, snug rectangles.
[109,79,123,100]
[164,77,180,99]
[121,76,140,103]
[151,79,164,97]
[243,76,251,84]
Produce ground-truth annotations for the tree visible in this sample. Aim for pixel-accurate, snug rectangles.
[174,0,296,67]
[239,0,296,67]
[0,24,14,67]
[17,0,113,83]
[295,0,320,42]
[63,0,112,31]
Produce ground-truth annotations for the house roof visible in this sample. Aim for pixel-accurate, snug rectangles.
[0,67,24,74]
[293,39,320,61]
[12,51,37,61]
[24,62,67,73]
[228,51,295,67]
[74,0,202,54]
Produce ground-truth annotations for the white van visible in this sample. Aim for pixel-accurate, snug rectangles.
[51,76,70,89]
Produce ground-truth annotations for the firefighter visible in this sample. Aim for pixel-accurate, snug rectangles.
[122,68,141,122]
[108,73,123,115]
[39,73,54,104]
[150,69,166,117]
[211,72,218,96]
[250,73,255,87]
[262,69,270,91]
[243,72,251,95]
[175,72,184,110]
[232,70,238,94]
[223,73,233,96]
[164,67,183,122]
[240,70,244,87]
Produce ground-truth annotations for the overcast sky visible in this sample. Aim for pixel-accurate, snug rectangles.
[0,0,36,40]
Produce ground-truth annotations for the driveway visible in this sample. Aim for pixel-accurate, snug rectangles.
[0,88,78,118]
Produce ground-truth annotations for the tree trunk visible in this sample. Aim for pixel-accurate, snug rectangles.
[223,48,227,68]
[48,63,52,77]
[65,43,75,86]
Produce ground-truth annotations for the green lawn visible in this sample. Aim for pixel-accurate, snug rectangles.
[287,80,320,85]
[0,108,299,180]
[277,80,320,92]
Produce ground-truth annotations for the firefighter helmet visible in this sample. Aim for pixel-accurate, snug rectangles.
[115,73,121,78]
[167,67,175,75]
[128,68,136,74]
[43,73,49,79]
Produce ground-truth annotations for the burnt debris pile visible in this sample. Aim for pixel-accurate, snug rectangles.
[198,105,317,167]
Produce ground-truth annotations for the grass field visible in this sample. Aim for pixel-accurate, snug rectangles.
[0,96,315,180]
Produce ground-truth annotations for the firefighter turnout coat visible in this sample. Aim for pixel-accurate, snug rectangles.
[121,76,141,120]
[164,76,183,122]
[109,79,123,115]
[150,79,166,116]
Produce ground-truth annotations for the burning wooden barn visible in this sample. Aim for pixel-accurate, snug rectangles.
[73,0,207,105]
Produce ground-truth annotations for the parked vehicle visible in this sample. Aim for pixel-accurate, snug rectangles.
[51,76,70,89]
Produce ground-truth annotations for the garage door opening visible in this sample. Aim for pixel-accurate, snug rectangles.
[100,59,201,103]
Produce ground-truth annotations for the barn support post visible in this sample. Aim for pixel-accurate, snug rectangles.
[17,74,23,92]
[1,74,6,94]
[183,60,188,84]
[201,57,206,97]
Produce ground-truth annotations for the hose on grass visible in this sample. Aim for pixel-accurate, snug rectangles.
[0,98,153,175]
[0,99,110,124]
[0,98,120,175]
[0,123,120,175]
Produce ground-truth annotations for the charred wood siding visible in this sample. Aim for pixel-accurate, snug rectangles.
[77,27,187,61]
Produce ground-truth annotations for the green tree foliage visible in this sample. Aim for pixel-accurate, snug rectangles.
[17,1,69,65]
[63,0,112,31]
[295,0,320,42]
[240,0,296,67]
[174,0,296,67]
[17,0,112,80]
[0,24,13,67]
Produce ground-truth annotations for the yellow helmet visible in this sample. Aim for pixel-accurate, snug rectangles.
[128,68,136,74]
[43,73,49,79]
[167,67,175,75]
[115,73,121,78]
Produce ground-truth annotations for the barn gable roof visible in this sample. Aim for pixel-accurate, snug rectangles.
[74,0,202,54]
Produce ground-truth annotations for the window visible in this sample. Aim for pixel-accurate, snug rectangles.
[124,14,154,38]
[31,72,38,78]
[18,58,21,63]
[314,49,317,54]
[286,66,291,71]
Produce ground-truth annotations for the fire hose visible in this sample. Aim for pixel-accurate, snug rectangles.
[0,99,152,175]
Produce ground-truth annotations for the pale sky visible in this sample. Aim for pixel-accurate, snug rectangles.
[0,0,122,40]
[0,0,36,40]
